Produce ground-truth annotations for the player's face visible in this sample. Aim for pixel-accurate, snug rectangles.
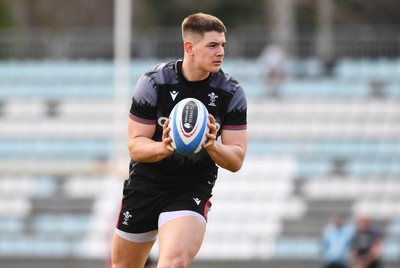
[192,31,226,73]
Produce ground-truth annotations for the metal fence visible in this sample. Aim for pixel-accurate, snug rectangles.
[0,25,399,60]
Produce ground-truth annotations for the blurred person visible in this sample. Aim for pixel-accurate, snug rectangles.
[321,56,337,77]
[258,43,289,98]
[349,215,383,268]
[321,214,355,268]
[111,13,247,268]
[369,80,386,99]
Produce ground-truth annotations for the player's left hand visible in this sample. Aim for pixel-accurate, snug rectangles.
[204,114,217,150]
[162,119,175,153]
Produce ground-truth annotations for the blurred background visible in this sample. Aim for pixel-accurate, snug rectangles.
[1,0,400,267]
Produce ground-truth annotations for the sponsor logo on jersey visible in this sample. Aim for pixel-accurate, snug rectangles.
[170,90,179,101]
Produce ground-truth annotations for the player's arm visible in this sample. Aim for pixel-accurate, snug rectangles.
[204,114,247,172]
[128,118,174,163]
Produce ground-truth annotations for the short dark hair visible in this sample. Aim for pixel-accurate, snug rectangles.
[182,13,226,40]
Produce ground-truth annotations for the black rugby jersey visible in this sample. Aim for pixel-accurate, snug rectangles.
[128,60,247,187]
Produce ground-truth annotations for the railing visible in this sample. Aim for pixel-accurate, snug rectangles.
[1,25,400,60]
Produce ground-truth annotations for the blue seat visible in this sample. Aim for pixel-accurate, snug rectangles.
[387,218,400,236]
[348,160,400,176]
[34,176,58,198]
[296,159,331,177]
[382,240,400,261]
[0,236,80,257]
[33,213,89,235]
[273,237,319,259]
[0,139,113,159]
[247,140,400,159]
[0,218,24,233]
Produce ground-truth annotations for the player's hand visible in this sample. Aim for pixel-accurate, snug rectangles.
[162,119,174,153]
[204,114,217,150]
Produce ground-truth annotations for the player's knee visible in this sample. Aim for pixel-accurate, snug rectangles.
[171,256,189,268]
[158,255,189,268]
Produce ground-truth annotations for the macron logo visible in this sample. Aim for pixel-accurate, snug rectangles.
[193,198,201,206]
[170,90,179,101]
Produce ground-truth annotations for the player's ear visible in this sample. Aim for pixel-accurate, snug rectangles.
[184,41,194,55]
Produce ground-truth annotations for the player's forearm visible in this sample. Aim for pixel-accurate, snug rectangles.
[206,142,246,172]
[128,137,171,163]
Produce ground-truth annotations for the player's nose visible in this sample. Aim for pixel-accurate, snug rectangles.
[217,45,224,56]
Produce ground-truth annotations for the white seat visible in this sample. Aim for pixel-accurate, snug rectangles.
[0,176,35,196]
[0,198,31,217]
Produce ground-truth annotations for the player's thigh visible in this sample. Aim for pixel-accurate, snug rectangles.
[111,233,155,268]
[157,215,206,266]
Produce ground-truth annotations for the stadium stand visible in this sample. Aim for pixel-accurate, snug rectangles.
[0,58,400,268]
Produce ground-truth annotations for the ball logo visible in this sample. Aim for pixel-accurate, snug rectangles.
[181,101,198,136]
[183,123,193,129]
[169,98,209,155]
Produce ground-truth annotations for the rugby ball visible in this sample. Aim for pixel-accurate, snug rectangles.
[168,98,209,155]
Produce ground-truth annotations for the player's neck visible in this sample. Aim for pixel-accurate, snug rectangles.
[181,59,210,82]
